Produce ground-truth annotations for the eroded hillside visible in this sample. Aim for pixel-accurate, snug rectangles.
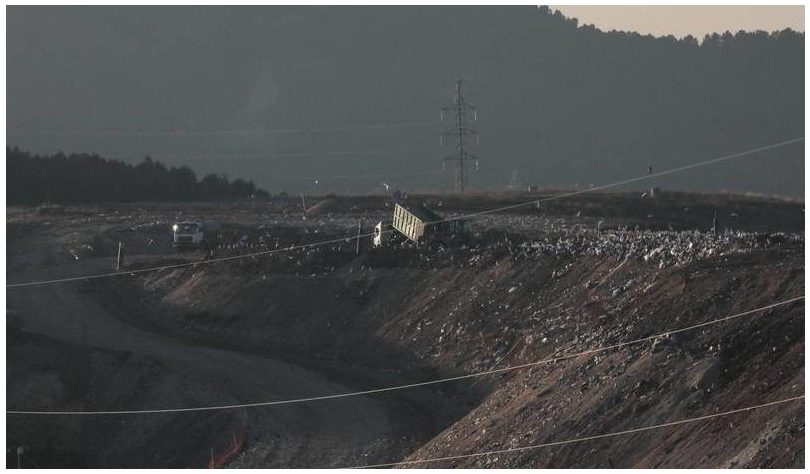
[7,196,805,468]
[93,229,804,467]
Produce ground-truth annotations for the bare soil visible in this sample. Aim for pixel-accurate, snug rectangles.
[6,191,804,468]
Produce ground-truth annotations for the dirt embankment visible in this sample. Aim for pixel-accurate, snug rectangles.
[6,215,427,470]
[6,324,242,468]
[92,236,804,467]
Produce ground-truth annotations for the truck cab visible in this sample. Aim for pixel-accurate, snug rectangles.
[172,221,204,249]
[372,221,397,249]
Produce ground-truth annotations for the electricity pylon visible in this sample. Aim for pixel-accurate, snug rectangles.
[441,79,479,194]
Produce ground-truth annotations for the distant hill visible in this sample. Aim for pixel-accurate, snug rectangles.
[7,6,804,197]
[6,147,268,205]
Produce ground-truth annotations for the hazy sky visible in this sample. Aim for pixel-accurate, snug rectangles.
[552,5,805,38]
[6,6,804,197]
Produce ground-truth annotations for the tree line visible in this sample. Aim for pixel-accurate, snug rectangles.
[7,147,269,205]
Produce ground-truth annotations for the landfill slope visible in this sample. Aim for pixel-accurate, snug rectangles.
[7,194,804,468]
[390,250,804,468]
[95,226,804,468]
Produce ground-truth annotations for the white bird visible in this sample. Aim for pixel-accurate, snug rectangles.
[382,182,390,191]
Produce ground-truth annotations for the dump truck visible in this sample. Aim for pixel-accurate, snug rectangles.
[391,202,470,248]
[172,220,222,250]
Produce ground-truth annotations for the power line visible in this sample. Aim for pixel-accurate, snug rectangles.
[305,171,442,182]
[6,296,802,416]
[350,395,805,468]
[157,147,434,161]
[470,332,528,389]
[428,136,806,224]
[7,233,376,289]
[257,170,443,183]
[6,136,803,289]
[7,121,437,137]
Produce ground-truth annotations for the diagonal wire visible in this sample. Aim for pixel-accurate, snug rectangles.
[425,137,805,224]
[7,232,377,288]
[350,395,805,468]
[6,296,802,415]
[6,136,803,289]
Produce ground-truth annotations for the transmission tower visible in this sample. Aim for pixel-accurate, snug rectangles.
[440,79,479,194]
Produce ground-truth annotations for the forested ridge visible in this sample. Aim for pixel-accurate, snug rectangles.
[7,147,268,205]
[7,6,805,196]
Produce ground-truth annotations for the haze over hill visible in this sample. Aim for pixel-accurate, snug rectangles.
[7,6,804,198]
[551,6,804,38]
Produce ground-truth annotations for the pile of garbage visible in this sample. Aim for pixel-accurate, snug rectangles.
[514,230,803,268]
[207,225,803,275]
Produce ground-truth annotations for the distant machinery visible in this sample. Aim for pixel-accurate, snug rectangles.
[172,220,222,251]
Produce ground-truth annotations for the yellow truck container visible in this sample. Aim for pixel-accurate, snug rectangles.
[391,202,470,247]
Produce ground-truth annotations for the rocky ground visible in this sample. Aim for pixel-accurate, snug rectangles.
[6,191,805,468]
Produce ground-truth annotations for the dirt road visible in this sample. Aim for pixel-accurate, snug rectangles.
[7,237,399,468]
